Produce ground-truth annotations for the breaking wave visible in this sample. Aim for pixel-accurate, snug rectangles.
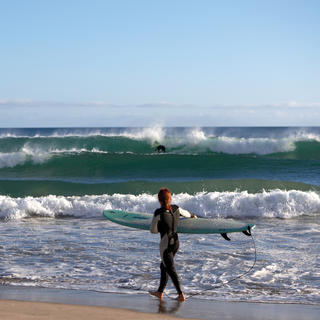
[0,127,320,170]
[1,189,319,220]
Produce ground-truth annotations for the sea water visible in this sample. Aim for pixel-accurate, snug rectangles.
[0,127,319,304]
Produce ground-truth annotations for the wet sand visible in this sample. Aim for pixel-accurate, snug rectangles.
[0,285,319,320]
[0,300,191,320]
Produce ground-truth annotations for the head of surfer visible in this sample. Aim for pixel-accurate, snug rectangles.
[158,188,172,210]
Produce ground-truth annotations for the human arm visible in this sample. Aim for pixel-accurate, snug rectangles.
[150,213,160,233]
[177,207,198,219]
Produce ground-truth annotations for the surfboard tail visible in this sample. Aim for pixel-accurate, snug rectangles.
[242,225,253,237]
[221,225,254,241]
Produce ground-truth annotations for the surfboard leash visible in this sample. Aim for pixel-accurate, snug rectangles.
[164,232,257,300]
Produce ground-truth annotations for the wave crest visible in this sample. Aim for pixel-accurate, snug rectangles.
[1,190,319,220]
[0,146,51,168]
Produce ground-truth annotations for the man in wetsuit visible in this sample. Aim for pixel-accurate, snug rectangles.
[156,145,166,153]
[149,188,197,301]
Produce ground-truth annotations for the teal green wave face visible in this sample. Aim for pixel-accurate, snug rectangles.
[0,151,318,186]
[0,179,319,198]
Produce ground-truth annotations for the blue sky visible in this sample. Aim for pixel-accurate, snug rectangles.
[0,0,319,126]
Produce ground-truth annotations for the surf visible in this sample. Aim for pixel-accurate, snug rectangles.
[1,127,320,172]
[1,188,319,220]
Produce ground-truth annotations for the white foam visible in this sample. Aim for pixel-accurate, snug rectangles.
[0,146,114,168]
[0,146,51,168]
[0,127,166,141]
[206,136,296,155]
[252,263,279,280]
[176,190,320,218]
[179,128,320,154]
[186,128,207,144]
[121,126,165,144]
[1,190,319,220]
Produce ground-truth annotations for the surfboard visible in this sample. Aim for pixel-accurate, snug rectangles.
[103,210,255,239]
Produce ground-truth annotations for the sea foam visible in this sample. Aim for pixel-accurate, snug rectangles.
[1,190,319,220]
[0,146,51,168]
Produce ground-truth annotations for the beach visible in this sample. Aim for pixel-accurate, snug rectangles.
[0,301,187,320]
[1,286,320,320]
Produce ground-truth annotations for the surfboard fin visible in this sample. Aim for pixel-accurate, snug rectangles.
[221,233,231,241]
[242,226,252,237]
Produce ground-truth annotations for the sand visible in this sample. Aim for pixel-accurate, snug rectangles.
[0,300,193,320]
[1,285,319,320]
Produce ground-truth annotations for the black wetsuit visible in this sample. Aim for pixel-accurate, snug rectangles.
[150,205,192,294]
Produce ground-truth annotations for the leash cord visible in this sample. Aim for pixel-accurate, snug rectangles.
[164,233,257,300]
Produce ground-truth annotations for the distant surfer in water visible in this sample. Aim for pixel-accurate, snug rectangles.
[156,145,166,153]
[149,188,197,301]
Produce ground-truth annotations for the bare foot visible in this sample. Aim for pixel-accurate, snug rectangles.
[176,293,186,302]
[149,291,163,300]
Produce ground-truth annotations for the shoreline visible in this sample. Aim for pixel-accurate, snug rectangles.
[1,285,319,320]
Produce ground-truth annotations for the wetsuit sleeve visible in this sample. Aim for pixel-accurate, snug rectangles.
[150,213,160,233]
[176,207,193,218]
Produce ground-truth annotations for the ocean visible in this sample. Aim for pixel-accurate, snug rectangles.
[0,127,319,304]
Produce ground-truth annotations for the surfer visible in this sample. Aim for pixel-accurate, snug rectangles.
[156,145,166,153]
[149,188,197,302]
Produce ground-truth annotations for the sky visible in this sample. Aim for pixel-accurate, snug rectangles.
[0,0,319,127]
